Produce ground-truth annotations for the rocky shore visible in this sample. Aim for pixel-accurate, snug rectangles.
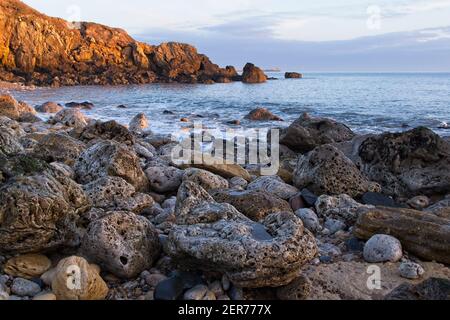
[0,93,449,301]
[0,0,268,87]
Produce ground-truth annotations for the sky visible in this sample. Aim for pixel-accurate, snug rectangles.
[22,0,450,71]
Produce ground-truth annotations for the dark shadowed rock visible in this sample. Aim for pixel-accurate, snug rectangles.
[385,278,450,300]
[65,101,94,110]
[244,108,283,121]
[0,94,36,120]
[359,127,450,198]
[0,0,236,86]
[242,63,267,84]
[166,181,317,288]
[285,72,303,79]
[294,145,376,198]
[280,113,355,153]
[361,192,398,207]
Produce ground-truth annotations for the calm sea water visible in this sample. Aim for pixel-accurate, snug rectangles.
[3,73,450,136]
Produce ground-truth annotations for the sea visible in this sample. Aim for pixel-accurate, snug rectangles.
[3,72,450,136]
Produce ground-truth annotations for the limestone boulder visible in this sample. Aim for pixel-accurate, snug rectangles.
[81,212,161,278]
[280,113,355,153]
[247,175,299,200]
[74,140,149,191]
[359,127,450,198]
[294,145,375,198]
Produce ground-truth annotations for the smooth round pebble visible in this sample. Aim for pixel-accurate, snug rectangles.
[363,235,403,263]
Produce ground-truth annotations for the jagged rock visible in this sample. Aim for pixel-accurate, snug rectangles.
[212,189,293,221]
[74,140,148,191]
[0,0,236,86]
[167,182,317,288]
[81,211,161,278]
[363,235,403,263]
[129,113,149,132]
[247,175,298,200]
[294,145,376,198]
[361,192,398,207]
[83,176,154,214]
[35,102,63,113]
[70,120,135,146]
[0,94,36,120]
[425,198,450,218]
[182,168,229,191]
[276,275,311,300]
[48,256,109,300]
[285,72,303,79]
[385,278,450,300]
[242,63,267,84]
[0,167,90,254]
[0,126,24,155]
[355,207,450,264]
[244,108,283,121]
[4,254,51,279]
[145,165,184,193]
[50,108,89,128]
[49,162,75,179]
[359,127,450,198]
[316,194,373,225]
[31,133,86,165]
[280,113,355,153]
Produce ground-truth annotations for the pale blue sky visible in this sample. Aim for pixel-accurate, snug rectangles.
[22,0,450,71]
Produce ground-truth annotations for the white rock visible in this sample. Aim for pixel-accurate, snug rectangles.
[363,235,403,263]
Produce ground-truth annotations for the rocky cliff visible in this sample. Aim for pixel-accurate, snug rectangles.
[0,0,241,86]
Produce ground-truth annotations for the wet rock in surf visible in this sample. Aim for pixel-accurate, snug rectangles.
[50,108,90,128]
[244,108,283,121]
[241,63,267,84]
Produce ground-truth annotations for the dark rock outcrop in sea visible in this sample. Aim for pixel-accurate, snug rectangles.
[285,72,303,79]
[0,0,248,86]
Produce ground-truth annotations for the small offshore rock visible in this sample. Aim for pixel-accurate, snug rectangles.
[399,262,425,280]
[129,113,149,132]
[363,235,403,263]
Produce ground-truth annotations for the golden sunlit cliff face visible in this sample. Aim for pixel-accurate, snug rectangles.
[0,0,237,86]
